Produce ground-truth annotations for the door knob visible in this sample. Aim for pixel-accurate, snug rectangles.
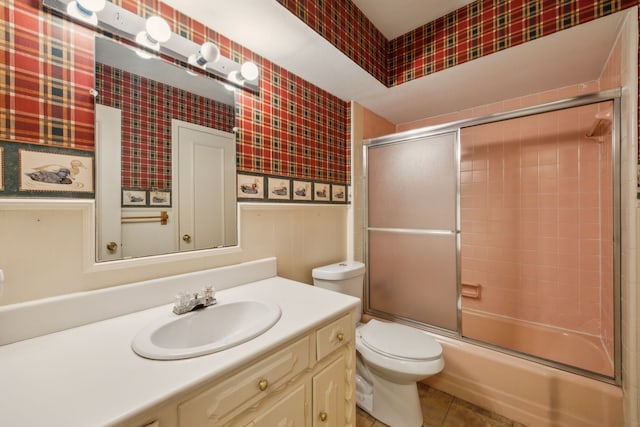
[106,242,118,253]
[182,234,192,243]
[319,411,328,422]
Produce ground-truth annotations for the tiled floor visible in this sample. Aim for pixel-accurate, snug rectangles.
[355,383,526,427]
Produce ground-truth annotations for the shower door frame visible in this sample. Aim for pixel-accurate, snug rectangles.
[362,89,622,385]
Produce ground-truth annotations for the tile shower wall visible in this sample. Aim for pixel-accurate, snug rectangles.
[394,26,624,368]
[0,0,351,197]
[459,102,614,340]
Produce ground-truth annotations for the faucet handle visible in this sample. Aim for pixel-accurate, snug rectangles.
[202,285,215,299]
[174,292,190,308]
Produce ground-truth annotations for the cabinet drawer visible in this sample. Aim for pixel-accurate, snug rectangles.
[178,335,310,426]
[316,314,352,360]
[245,383,306,427]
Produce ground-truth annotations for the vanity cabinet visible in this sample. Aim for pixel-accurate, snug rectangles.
[128,311,355,427]
[178,335,312,425]
[312,356,346,427]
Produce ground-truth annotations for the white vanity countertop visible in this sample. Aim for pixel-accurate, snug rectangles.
[0,277,358,427]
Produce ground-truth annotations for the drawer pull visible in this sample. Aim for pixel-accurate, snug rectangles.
[319,411,328,422]
[258,379,269,391]
[336,332,344,342]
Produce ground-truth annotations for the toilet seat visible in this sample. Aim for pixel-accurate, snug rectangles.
[358,319,442,361]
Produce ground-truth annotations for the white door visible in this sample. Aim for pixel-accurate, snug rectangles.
[95,104,122,261]
[172,120,236,251]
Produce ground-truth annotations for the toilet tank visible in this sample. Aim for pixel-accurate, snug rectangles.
[312,261,366,302]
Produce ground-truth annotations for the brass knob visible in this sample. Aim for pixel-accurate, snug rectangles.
[258,379,268,391]
[182,234,192,243]
[336,332,344,342]
[319,411,328,422]
[106,242,118,253]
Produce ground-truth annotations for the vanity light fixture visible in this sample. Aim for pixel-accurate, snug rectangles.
[43,0,261,91]
[66,0,105,26]
[135,16,171,51]
[188,42,221,68]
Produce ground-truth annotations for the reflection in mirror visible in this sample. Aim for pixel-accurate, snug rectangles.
[94,37,237,262]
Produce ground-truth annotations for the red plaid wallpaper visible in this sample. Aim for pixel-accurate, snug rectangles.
[0,0,351,191]
[95,63,235,191]
[1,0,639,196]
[126,0,352,185]
[276,0,388,85]
[388,0,640,86]
[0,0,95,148]
[279,0,638,87]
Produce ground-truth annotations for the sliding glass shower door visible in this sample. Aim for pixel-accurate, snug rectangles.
[366,132,458,331]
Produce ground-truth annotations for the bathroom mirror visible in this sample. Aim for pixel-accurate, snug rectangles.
[94,37,237,262]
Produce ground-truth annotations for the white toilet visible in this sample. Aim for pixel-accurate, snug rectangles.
[312,261,444,427]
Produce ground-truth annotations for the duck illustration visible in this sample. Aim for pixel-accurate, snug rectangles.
[295,187,307,196]
[25,168,72,184]
[240,178,260,194]
[25,159,88,185]
[125,192,144,203]
[152,195,167,203]
[316,187,327,198]
[272,183,288,196]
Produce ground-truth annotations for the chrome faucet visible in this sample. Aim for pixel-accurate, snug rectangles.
[173,285,217,315]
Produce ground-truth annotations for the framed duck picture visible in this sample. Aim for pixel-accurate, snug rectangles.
[19,149,94,193]
[292,180,312,201]
[237,173,264,199]
[313,182,330,201]
[332,184,346,202]
[267,177,290,200]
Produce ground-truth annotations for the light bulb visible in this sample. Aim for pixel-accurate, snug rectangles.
[188,42,220,68]
[145,16,171,43]
[136,31,159,51]
[77,0,105,13]
[200,42,220,63]
[66,0,104,26]
[136,16,171,51]
[240,61,259,81]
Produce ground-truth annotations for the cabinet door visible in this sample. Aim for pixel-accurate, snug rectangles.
[245,384,306,427]
[312,357,345,427]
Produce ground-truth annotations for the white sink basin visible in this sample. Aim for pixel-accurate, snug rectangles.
[132,300,281,360]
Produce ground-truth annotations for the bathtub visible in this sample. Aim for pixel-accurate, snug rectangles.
[461,309,614,377]
[421,314,622,427]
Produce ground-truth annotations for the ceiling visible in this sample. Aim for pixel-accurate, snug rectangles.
[351,0,476,39]
[160,0,628,125]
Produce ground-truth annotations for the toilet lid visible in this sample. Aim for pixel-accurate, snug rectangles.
[359,319,442,361]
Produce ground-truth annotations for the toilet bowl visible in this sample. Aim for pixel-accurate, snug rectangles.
[312,261,444,427]
[356,319,444,427]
